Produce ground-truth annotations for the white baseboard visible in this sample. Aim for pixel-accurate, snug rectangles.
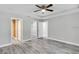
[22,38,32,42]
[1,37,79,48]
[0,43,12,48]
[48,37,79,47]
[0,38,32,48]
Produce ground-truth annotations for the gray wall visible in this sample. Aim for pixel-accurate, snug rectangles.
[48,12,79,44]
[0,11,33,45]
[0,12,11,45]
[23,17,33,40]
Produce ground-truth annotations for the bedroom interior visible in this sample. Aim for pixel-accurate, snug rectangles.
[0,4,79,54]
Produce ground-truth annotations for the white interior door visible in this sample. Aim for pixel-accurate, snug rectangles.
[38,21,48,38]
[31,21,48,38]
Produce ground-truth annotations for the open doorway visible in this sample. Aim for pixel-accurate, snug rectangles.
[11,17,23,43]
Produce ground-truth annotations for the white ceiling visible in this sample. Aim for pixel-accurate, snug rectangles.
[0,4,78,17]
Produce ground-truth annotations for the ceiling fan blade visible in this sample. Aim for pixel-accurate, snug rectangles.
[34,10,40,12]
[46,9,54,12]
[35,5,41,8]
[47,4,53,8]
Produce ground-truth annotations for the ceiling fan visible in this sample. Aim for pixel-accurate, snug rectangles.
[34,4,54,14]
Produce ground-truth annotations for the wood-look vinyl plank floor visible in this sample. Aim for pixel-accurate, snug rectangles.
[0,39,79,54]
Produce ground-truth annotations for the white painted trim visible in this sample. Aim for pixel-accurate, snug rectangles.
[1,37,79,48]
[28,8,79,20]
[48,37,79,47]
[44,8,79,19]
[21,38,32,43]
[11,17,23,43]
[0,43,12,48]
[0,39,32,48]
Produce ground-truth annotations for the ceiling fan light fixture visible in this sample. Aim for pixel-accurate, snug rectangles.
[41,9,46,12]
[34,4,54,14]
